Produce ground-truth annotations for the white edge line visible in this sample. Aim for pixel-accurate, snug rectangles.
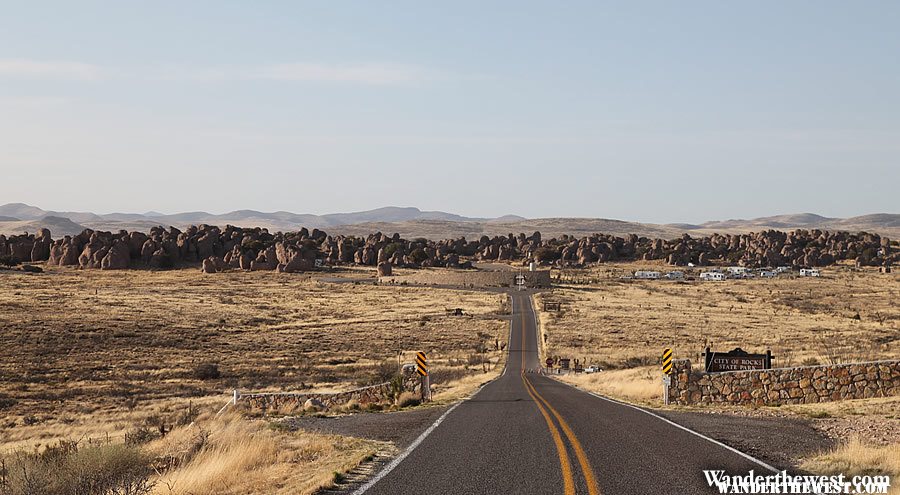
[577,389,827,495]
[583,390,779,472]
[529,289,779,474]
[535,291,826,495]
[351,400,463,495]
[502,294,514,377]
[352,345,505,495]
[581,391,827,494]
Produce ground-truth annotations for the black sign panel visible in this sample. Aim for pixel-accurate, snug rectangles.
[704,347,772,372]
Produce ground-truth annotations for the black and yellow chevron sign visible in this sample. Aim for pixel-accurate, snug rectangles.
[416,351,428,377]
[662,348,673,375]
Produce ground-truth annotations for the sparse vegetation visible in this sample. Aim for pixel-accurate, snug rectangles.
[0,266,505,493]
[801,438,899,488]
[0,442,154,495]
[537,263,898,373]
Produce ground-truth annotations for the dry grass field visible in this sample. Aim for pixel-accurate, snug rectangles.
[540,262,899,487]
[0,266,506,493]
[538,262,899,369]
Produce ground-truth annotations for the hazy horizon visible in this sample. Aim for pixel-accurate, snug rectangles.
[2,2,899,224]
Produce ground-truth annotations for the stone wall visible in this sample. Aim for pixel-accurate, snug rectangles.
[667,359,900,406]
[239,369,424,412]
[380,269,552,288]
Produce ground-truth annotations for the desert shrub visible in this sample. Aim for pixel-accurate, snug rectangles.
[0,395,16,410]
[124,426,159,446]
[622,356,654,369]
[466,353,483,366]
[0,442,154,495]
[152,252,174,269]
[396,392,420,408]
[429,367,469,384]
[801,357,821,367]
[371,360,399,384]
[192,363,221,380]
[0,255,19,267]
[409,248,428,264]
[382,242,403,258]
[534,247,559,262]
[241,239,265,252]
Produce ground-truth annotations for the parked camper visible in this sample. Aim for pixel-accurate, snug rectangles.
[759,270,777,278]
[775,266,792,273]
[634,271,661,280]
[665,271,684,280]
[799,268,821,277]
[726,266,748,275]
[700,272,726,281]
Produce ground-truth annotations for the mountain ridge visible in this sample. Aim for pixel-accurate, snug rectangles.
[0,203,896,239]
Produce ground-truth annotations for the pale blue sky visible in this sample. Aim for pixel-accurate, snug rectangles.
[1,1,898,223]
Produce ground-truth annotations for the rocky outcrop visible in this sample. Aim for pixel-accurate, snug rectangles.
[8,224,897,272]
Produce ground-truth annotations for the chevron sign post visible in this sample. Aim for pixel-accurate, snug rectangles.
[416,352,431,402]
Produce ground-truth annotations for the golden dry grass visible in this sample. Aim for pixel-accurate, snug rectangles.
[147,414,380,495]
[537,263,899,368]
[556,366,660,404]
[801,438,900,495]
[0,267,507,453]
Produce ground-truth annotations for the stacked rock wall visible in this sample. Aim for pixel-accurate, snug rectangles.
[667,359,900,406]
[380,269,552,288]
[240,369,424,411]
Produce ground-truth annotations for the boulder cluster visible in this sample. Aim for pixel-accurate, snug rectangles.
[535,230,895,268]
[0,225,895,271]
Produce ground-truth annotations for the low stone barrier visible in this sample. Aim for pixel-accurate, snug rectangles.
[380,269,552,288]
[238,370,423,412]
[667,359,900,406]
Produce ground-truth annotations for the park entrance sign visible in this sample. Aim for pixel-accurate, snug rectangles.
[703,347,772,372]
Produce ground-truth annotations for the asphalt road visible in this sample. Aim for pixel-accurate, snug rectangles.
[358,292,777,495]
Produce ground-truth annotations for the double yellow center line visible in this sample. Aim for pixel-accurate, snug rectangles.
[518,297,600,495]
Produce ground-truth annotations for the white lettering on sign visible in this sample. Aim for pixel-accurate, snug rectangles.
[711,357,766,371]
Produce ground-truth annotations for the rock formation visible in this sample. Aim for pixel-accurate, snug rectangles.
[3,224,896,272]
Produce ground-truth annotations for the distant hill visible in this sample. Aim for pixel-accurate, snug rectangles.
[0,203,897,239]
[0,215,86,236]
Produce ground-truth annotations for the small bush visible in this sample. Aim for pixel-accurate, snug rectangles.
[124,426,159,446]
[192,363,221,380]
[0,396,17,410]
[622,356,654,369]
[0,255,19,267]
[0,442,154,495]
[801,357,821,367]
[372,360,399,384]
[409,248,428,264]
[396,392,421,408]
[534,247,558,262]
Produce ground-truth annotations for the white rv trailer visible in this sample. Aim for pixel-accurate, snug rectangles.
[634,270,661,280]
[700,272,726,281]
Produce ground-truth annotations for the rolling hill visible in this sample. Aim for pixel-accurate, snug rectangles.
[0,203,896,239]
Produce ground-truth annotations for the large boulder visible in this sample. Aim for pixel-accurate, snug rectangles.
[377,262,392,277]
[201,257,217,273]
[100,240,130,270]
